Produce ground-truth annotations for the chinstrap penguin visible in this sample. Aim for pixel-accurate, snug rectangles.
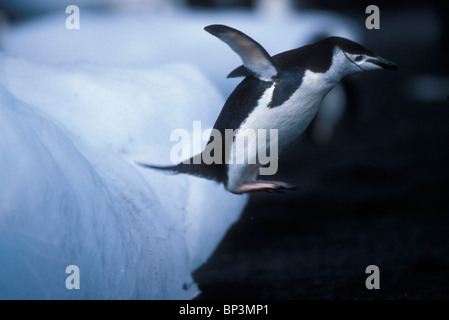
[138,24,398,194]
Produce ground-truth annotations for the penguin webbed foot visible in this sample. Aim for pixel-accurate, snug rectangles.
[235,181,296,194]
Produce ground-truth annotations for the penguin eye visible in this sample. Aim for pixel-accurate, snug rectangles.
[355,55,363,62]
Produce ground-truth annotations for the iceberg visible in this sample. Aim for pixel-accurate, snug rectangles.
[0,55,247,299]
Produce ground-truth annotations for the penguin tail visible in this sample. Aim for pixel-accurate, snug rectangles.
[135,161,181,173]
[135,155,227,184]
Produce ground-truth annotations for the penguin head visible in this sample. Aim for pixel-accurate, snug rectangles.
[326,37,398,76]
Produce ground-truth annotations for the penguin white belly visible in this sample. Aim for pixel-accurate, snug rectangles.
[226,71,333,191]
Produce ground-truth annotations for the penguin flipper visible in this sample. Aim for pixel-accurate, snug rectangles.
[205,24,278,82]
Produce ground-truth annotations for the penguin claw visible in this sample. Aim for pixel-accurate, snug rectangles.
[268,184,296,193]
[266,188,284,194]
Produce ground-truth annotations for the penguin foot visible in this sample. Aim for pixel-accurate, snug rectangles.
[235,181,296,194]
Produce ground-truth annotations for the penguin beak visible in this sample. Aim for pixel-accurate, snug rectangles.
[366,56,398,70]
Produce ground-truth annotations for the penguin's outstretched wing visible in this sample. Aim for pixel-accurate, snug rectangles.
[205,24,279,82]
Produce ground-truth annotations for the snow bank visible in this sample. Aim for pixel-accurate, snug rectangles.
[0,54,247,299]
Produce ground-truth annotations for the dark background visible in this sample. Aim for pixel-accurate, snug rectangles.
[190,1,449,299]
